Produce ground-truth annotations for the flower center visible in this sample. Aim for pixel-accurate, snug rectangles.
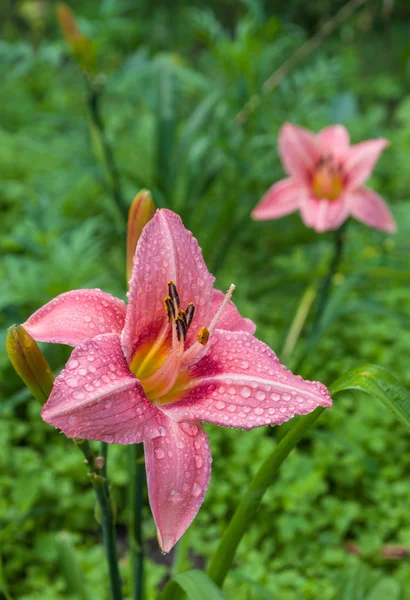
[312,155,343,201]
[129,281,235,405]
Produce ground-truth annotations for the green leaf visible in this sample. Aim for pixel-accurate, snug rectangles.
[367,578,401,600]
[329,364,410,433]
[161,570,226,600]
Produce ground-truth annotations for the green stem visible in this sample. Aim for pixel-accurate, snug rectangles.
[128,444,145,600]
[78,441,123,600]
[293,223,348,374]
[205,406,326,587]
[87,81,128,222]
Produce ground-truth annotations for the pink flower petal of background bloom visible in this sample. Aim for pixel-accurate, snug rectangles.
[161,330,331,429]
[348,188,397,232]
[42,333,166,444]
[343,139,389,190]
[144,418,212,553]
[279,123,318,183]
[300,196,351,233]
[24,289,126,346]
[122,210,215,363]
[251,179,307,221]
[317,125,350,158]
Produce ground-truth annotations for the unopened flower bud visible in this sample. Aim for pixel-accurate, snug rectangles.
[6,325,54,404]
[127,190,156,281]
[56,2,97,74]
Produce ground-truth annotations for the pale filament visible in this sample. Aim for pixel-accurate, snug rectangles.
[182,284,235,364]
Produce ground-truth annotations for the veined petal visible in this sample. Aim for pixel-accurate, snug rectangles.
[212,289,256,335]
[279,123,318,182]
[24,289,126,347]
[122,210,215,362]
[251,178,307,221]
[42,334,166,444]
[349,187,397,233]
[318,125,349,158]
[161,330,331,429]
[144,418,212,552]
[343,138,388,190]
[300,195,350,233]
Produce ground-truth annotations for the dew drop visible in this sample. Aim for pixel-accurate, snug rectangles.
[194,455,203,469]
[154,448,165,459]
[255,390,266,401]
[191,482,202,497]
[67,359,79,370]
[68,415,77,425]
[169,489,181,503]
[240,386,251,399]
[66,377,78,388]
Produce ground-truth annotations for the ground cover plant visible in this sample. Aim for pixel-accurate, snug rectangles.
[3,1,410,599]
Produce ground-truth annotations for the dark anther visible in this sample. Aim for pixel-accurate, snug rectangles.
[185,302,195,328]
[176,316,187,342]
[164,296,176,321]
[178,309,187,328]
[168,281,180,307]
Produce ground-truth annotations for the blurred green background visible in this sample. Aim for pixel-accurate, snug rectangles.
[2,0,410,598]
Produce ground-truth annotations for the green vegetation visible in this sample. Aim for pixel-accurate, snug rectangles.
[2,1,410,598]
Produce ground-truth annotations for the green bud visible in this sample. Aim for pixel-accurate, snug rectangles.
[6,325,54,404]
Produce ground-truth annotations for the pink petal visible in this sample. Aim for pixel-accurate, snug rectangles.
[349,187,397,233]
[318,125,350,158]
[24,289,126,347]
[343,138,388,190]
[251,178,307,221]
[279,123,318,182]
[300,196,350,233]
[42,333,166,444]
[212,289,256,334]
[122,210,215,362]
[161,330,331,429]
[144,418,212,552]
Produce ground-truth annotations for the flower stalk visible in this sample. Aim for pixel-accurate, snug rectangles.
[128,444,145,600]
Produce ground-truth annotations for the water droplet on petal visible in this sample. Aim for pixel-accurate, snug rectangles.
[169,489,182,503]
[155,448,165,459]
[191,482,202,497]
[255,391,266,401]
[240,387,251,399]
[66,377,78,388]
[68,415,77,425]
[194,455,203,469]
[67,359,79,370]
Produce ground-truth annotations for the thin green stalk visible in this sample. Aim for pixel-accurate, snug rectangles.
[293,223,348,374]
[128,444,145,600]
[87,81,128,222]
[279,283,318,364]
[79,441,123,600]
[206,406,325,587]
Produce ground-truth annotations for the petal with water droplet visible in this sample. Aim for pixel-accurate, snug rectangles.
[42,333,166,444]
[144,418,212,553]
[161,330,332,429]
[24,289,126,346]
[122,210,215,362]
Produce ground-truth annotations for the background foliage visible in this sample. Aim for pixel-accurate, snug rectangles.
[2,0,410,598]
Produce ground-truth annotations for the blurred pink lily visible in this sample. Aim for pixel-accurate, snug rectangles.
[252,123,396,233]
[24,209,331,552]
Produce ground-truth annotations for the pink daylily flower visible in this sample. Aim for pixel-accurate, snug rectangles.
[252,123,396,233]
[24,209,331,552]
